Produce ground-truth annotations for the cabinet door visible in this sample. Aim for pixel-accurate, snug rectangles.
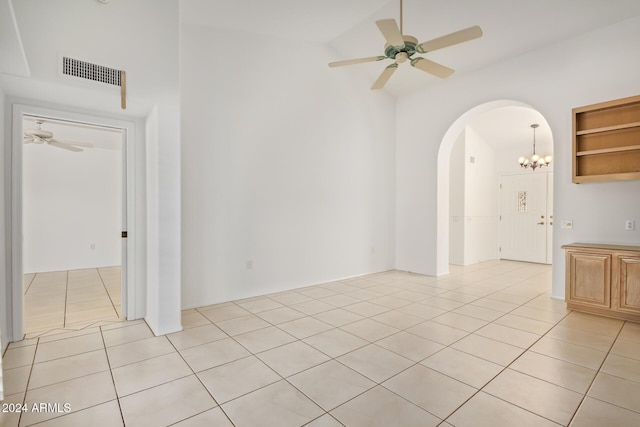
[567,251,611,309]
[618,256,640,314]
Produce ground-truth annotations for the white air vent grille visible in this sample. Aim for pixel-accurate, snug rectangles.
[62,57,122,86]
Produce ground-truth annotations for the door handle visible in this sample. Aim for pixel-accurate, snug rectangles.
[537,221,545,225]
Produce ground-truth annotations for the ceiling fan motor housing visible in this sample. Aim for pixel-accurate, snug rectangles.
[24,129,53,139]
[384,35,418,61]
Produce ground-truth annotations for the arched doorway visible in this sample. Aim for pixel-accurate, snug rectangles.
[436,100,554,274]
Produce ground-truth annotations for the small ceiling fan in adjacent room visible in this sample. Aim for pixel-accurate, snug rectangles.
[23,120,94,152]
[329,0,483,90]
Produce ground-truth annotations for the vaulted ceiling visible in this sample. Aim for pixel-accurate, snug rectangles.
[183,0,640,97]
[4,0,640,149]
[5,0,640,101]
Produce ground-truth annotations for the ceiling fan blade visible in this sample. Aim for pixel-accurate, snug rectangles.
[410,57,454,78]
[49,141,83,152]
[376,19,405,48]
[329,56,386,68]
[51,138,94,148]
[416,25,483,53]
[371,64,398,90]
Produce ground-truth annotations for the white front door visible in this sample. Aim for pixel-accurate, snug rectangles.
[499,172,552,264]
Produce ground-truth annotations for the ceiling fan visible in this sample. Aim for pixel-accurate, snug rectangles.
[23,120,94,152]
[328,0,483,90]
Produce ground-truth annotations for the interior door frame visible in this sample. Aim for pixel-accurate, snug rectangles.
[10,103,138,340]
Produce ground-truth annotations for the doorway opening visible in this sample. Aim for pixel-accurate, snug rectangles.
[439,101,554,274]
[11,104,138,341]
[22,115,124,336]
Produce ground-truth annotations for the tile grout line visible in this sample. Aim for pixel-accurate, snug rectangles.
[179,264,559,424]
[186,303,367,424]
[23,272,37,295]
[565,320,628,425]
[98,325,127,427]
[438,309,575,426]
[23,267,124,338]
[194,268,524,422]
[97,267,121,320]
[12,262,640,425]
[62,270,69,329]
[166,325,238,426]
[15,337,40,427]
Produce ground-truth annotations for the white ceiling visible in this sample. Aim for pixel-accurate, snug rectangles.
[7,0,640,102]
[181,0,394,43]
[182,0,640,97]
[6,0,640,152]
[467,106,553,154]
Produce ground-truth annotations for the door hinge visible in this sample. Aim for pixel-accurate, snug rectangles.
[121,231,128,238]
[499,247,501,252]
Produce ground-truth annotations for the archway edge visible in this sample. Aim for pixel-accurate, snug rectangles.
[435,99,542,276]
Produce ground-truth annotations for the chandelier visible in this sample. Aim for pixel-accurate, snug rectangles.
[518,124,551,171]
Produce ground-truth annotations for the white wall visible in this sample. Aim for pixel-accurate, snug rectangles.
[396,16,640,298]
[463,127,499,264]
[0,84,8,351]
[449,131,465,265]
[22,123,122,273]
[145,99,182,335]
[180,24,396,307]
[449,127,499,266]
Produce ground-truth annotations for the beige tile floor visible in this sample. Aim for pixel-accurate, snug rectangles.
[2,260,640,426]
[23,267,123,338]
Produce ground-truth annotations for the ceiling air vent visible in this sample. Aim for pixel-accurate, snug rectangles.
[61,56,127,109]
[62,56,120,86]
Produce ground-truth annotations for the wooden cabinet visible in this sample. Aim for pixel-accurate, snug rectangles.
[618,256,640,314]
[572,94,640,183]
[563,243,640,322]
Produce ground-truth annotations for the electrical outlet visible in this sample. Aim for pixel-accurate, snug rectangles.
[246,260,253,270]
[561,220,573,229]
[626,220,635,231]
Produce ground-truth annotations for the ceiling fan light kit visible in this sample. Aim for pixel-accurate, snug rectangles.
[328,0,483,90]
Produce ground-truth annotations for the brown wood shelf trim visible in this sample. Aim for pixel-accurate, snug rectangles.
[562,242,640,252]
[574,171,640,183]
[576,121,640,135]
[576,144,640,156]
[567,304,640,322]
[572,94,640,113]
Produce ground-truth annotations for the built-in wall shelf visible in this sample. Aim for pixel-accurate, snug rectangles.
[572,94,640,183]
[575,122,640,136]
[576,144,640,157]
